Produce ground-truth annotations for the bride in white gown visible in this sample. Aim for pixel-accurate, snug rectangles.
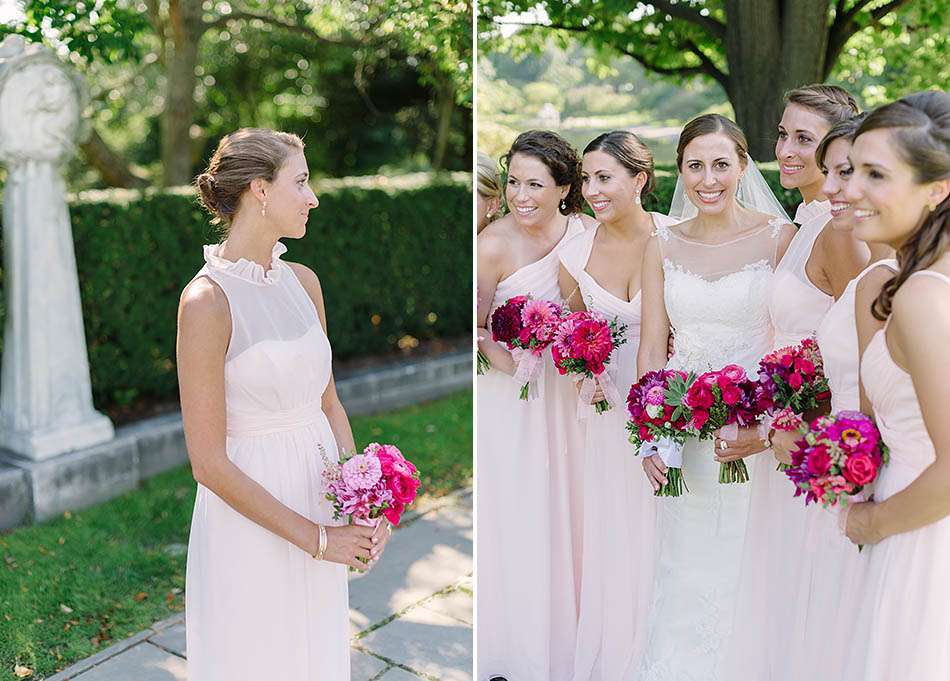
[635,115,794,680]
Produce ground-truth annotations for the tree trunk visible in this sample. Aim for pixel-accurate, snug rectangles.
[160,1,203,187]
[79,128,150,188]
[723,0,829,159]
[431,79,455,170]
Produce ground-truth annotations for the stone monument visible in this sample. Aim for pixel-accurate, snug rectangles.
[0,35,114,460]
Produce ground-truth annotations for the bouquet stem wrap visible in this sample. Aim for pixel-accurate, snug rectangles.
[578,371,623,419]
[511,347,544,401]
[638,437,687,497]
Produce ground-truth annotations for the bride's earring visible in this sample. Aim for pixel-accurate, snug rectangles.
[261,199,267,217]
[560,199,567,211]
[635,191,641,205]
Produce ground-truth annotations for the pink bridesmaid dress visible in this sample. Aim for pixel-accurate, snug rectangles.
[477,215,587,681]
[843,270,950,681]
[186,242,350,681]
[561,215,676,681]
[725,201,834,680]
[783,259,896,681]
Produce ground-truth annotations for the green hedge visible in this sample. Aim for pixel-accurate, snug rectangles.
[643,167,801,216]
[0,174,472,413]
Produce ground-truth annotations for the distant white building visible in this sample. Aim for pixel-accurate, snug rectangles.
[537,102,561,129]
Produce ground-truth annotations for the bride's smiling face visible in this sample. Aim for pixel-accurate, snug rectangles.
[680,133,744,215]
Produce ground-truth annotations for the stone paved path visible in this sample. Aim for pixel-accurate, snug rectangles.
[45,489,473,681]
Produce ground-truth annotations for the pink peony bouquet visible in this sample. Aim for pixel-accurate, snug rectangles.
[626,369,693,496]
[552,310,627,414]
[490,295,565,400]
[757,337,832,470]
[321,442,422,527]
[684,365,762,484]
[784,411,889,510]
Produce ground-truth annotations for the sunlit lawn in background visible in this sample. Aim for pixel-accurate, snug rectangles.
[0,390,472,678]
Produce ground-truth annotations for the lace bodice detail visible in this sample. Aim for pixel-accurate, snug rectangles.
[657,220,785,375]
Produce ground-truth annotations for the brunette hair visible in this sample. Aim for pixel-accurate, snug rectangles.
[785,84,859,127]
[815,112,869,171]
[195,128,304,225]
[477,151,502,199]
[676,114,749,170]
[501,130,583,214]
[584,130,656,195]
[857,91,950,320]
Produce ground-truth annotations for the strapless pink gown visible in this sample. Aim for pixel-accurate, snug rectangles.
[725,203,834,681]
[477,216,587,681]
[843,270,950,681]
[782,260,896,681]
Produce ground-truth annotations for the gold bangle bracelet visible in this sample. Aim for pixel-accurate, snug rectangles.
[316,524,328,561]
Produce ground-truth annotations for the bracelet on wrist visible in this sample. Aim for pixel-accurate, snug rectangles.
[314,523,328,560]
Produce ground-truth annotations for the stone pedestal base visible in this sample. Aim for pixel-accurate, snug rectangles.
[0,411,114,461]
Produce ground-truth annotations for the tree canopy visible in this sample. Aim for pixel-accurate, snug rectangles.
[479,0,948,156]
[1,0,473,188]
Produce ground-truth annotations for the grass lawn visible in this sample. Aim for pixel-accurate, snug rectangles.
[0,390,471,679]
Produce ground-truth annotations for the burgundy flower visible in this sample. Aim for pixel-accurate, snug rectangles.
[490,301,524,344]
[686,382,714,409]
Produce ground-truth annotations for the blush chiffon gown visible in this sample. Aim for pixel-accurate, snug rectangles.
[185,241,350,681]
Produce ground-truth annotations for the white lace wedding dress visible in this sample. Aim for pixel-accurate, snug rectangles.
[636,219,785,681]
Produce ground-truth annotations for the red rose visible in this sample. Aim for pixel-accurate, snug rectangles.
[842,453,877,486]
[794,358,815,376]
[806,445,832,476]
[788,372,803,390]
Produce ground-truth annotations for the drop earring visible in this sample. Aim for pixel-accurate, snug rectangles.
[560,199,567,211]
[635,192,641,205]
[261,200,267,217]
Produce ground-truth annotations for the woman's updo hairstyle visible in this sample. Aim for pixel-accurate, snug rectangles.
[501,130,584,215]
[815,112,869,171]
[477,151,502,200]
[676,114,749,170]
[785,84,859,128]
[857,91,950,320]
[195,128,304,225]
[584,130,657,196]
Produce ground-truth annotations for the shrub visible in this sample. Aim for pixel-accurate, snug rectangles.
[0,173,472,413]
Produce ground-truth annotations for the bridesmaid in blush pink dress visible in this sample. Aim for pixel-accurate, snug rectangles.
[559,131,676,681]
[841,91,950,681]
[179,129,392,681]
[723,85,869,681]
[476,130,595,681]
[783,115,897,681]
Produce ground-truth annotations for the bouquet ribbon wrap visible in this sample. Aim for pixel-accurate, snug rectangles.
[636,436,684,469]
[511,347,545,400]
[577,371,623,419]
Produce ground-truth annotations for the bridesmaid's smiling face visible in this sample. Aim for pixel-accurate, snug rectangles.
[581,149,643,224]
[846,128,946,249]
[820,137,856,231]
[679,132,744,216]
[505,152,568,229]
[776,104,830,196]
